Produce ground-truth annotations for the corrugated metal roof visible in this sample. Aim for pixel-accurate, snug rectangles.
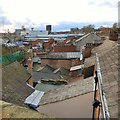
[3,41,23,46]
[24,90,44,107]
[25,33,84,39]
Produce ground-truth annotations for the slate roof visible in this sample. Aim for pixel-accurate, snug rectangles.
[92,39,118,118]
[53,67,70,76]
[39,76,94,105]
[75,33,101,43]
[38,65,55,73]
[35,83,63,92]
[2,61,34,106]
[75,33,91,42]
[32,65,70,83]
[32,72,61,82]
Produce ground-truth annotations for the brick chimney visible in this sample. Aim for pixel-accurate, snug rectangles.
[27,57,33,87]
[83,44,92,58]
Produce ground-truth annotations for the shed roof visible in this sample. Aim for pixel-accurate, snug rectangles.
[2,61,34,106]
[75,33,102,45]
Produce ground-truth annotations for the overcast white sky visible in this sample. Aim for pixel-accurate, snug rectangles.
[0,0,119,32]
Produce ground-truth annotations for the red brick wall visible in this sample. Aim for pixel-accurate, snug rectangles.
[41,59,71,69]
[53,45,76,52]
[71,59,82,67]
[41,58,81,69]
[83,47,91,58]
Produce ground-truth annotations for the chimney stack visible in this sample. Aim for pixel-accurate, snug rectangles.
[27,57,33,87]
[46,25,52,34]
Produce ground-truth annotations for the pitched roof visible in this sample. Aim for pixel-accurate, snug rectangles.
[2,61,34,106]
[92,39,118,118]
[1,100,50,118]
[75,33,91,42]
[53,67,70,75]
[38,65,55,73]
[35,83,63,92]
[32,72,61,82]
[39,76,94,105]
[75,33,101,44]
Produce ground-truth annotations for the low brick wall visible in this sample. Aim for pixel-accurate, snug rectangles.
[53,45,76,52]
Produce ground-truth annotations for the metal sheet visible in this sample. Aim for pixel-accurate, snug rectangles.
[70,65,82,71]
[24,90,44,107]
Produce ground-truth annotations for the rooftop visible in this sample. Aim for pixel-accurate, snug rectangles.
[92,39,118,118]
[35,83,63,92]
[1,100,50,118]
[2,61,34,106]
[39,76,94,106]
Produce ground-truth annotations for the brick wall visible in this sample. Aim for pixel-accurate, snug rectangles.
[71,59,82,67]
[41,58,81,69]
[41,59,71,69]
[83,47,91,58]
[53,45,76,52]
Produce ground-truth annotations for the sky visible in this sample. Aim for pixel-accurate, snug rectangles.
[0,0,119,32]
